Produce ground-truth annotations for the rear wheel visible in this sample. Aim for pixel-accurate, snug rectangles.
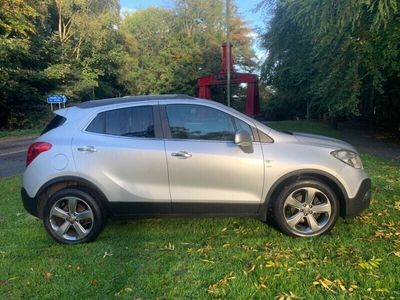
[43,188,104,244]
[272,180,339,237]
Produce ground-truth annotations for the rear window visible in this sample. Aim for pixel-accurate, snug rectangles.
[41,115,66,135]
[86,106,155,138]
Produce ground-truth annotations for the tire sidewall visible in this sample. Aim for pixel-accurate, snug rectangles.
[43,188,104,244]
[273,180,339,237]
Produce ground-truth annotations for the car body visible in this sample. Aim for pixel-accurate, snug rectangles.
[21,94,371,244]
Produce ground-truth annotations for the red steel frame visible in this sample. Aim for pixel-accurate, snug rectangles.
[197,43,260,116]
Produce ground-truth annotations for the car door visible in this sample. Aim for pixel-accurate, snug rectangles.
[162,103,265,215]
[71,103,171,215]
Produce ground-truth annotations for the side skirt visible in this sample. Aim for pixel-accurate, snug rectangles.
[108,202,261,219]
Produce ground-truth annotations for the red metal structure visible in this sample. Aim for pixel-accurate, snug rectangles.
[197,43,260,116]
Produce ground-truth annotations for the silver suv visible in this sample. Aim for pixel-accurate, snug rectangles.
[21,95,371,244]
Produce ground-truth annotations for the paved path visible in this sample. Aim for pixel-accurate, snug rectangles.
[0,136,37,178]
[339,123,400,161]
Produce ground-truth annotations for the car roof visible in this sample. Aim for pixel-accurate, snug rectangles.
[76,94,195,109]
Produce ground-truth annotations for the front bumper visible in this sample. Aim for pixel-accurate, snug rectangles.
[344,178,371,218]
[21,187,39,218]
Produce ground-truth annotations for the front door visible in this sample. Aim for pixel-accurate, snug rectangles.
[163,104,264,215]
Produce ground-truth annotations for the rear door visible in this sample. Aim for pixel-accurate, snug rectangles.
[162,103,265,215]
[71,103,171,215]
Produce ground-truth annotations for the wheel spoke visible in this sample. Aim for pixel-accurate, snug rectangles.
[75,210,93,221]
[57,221,71,235]
[305,188,317,205]
[312,203,331,214]
[286,212,304,228]
[73,222,87,238]
[306,214,321,232]
[285,196,303,210]
[50,207,68,220]
[67,197,78,214]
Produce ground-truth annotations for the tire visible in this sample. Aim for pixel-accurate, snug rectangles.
[272,179,339,237]
[43,188,105,244]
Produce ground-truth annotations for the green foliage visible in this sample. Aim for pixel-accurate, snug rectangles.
[260,0,400,129]
[0,0,52,128]
[0,0,256,129]
[118,0,256,96]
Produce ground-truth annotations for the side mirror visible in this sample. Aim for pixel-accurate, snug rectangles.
[234,130,253,153]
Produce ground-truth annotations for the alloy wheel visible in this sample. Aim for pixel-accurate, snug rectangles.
[49,196,94,241]
[283,187,332,235]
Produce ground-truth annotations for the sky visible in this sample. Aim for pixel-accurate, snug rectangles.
[119,0,265,28]
[119,0,267,59]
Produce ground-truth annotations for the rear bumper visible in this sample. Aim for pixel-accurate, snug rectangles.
[344,178,371,218]
[21,187,39,218]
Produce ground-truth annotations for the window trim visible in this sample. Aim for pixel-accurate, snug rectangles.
[257,129,274,143]
[83,104,162,139]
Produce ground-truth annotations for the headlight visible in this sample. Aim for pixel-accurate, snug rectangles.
[331,150,363,169]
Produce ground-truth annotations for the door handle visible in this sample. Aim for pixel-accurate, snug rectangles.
[171,151,192,158]
[77,146,97,152]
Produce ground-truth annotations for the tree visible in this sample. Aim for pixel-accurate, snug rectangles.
[259,0,400,129]
[44,0,123,101]
[118,0,256,97]
[0,0,44,128]
[0,0,258,128]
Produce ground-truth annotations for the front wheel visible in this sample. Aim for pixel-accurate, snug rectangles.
[43,188,104,244]
[272,180,339,237]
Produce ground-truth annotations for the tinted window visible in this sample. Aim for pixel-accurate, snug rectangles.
[166,105,235,141]
[41,115,66,135]
[234,117,254,141]
[86,106,154,138]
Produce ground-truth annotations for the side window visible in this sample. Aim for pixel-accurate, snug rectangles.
[233,117,254,141]
[86,106,154,138]
[86,112,105,133]
[166,104,235,141]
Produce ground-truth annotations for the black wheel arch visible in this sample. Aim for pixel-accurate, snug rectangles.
[34,176,110,219]
[258,169,349,221]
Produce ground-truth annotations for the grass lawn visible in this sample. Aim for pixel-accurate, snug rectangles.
[1,122,399,299]
[0,129,41,140]
[266,120,341,139]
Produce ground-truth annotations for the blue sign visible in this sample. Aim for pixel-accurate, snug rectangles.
[47,95,67,104]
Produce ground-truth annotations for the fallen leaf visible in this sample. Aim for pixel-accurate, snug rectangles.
[275,291,303,299]
[44,272,53,281]
[115,287,133,296]
[358,257,382,270]
[208,272,235,296]
[243,264,256,276]
[103,251,113,258]
[392,251,400,257]
[202,259,214,264]
[161,242,175,251]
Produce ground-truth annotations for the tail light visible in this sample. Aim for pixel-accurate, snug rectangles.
[26,142,52,166]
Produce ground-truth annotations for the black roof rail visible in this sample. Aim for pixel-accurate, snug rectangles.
[77,94,195,109]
